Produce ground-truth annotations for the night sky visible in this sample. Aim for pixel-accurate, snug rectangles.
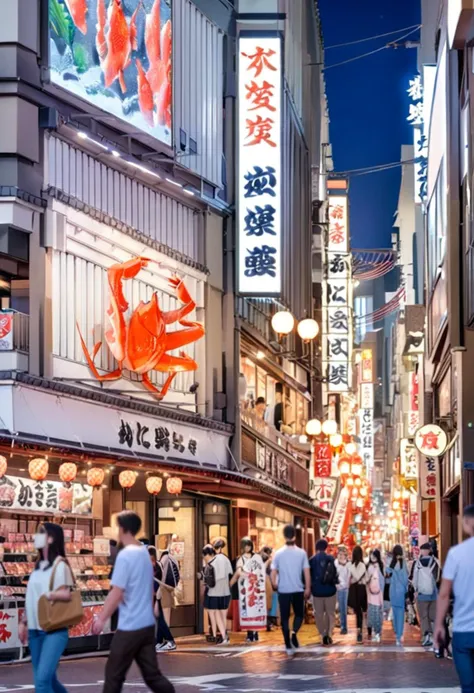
[319,0,421,250]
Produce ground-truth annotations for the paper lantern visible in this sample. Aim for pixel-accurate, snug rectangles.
[59,462,77,484]
[271,310,295,336]
[29,458,49,481]
[87,467,105,487]
[119,470,136,489]
[166,477,182,495]
[146,476,163,495]
[338,455,351,476]
[0,455,7,478]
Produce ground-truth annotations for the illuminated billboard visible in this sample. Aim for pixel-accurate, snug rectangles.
[49,0,172,147]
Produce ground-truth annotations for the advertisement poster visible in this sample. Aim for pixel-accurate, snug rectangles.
[314,443,332,477]
[49,0,172,146]
[420,457,438,499]
[0,476,93,516]
[0,313,13,351]
[0,609,18,649]
[310,477,338,512]
[237,553,267,631]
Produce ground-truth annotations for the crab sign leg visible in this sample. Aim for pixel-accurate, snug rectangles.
[76,322,122,382]
[142,352,199,400]
[164,320,205,352]
[142,372,178,400]
[163,276,196,325]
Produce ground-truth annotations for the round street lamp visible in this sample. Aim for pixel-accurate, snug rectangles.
[345,442,357,456]
[306,419,322,436]
[271,310,295,336]
[322,420,337,436]
[297,318,319,342]
[329,433,343,449]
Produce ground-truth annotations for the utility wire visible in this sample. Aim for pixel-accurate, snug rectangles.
[331,158,418,178]
[325,24,421,50]
[323,26,421,70]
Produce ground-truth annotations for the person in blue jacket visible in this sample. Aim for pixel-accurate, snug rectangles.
[386,544,409,646]
[309,539,338,645]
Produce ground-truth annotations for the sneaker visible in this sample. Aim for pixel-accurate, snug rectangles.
[357,631,363,644]
[422,634,431,647]
[155,642,166,652]
[373,634,381,644]
[396,639,402,647]
[218,636,230,645]
[157,641,176,652]
[291,632,300,649]
[286,647,295,657]
[322,635,329,646]
[341,629,348,635]
[327,636,333,646]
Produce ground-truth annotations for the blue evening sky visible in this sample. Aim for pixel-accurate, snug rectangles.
[319,0,421,249]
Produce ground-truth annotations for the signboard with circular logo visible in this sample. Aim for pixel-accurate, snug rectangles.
[414,424,448,458]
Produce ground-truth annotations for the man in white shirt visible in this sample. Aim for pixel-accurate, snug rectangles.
[92,511,174,693]
[435,504,474,693]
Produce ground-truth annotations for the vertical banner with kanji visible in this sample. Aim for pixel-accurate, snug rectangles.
[238,35,282,296]
[314,443,332,477]
[408,371,420,436]
[420,457,438,499]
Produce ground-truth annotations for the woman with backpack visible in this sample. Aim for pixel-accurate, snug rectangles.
[309,539,338,646]
[159,549,180,628]
[349,546,367,643]
[366,549,385,643]
[205,539,233,644]
[386,544,409,646]
[149,547,177,652]
[410,542,440,647]
[198,544,218,641]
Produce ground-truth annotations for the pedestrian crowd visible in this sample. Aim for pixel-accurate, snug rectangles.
[16,504,474,693]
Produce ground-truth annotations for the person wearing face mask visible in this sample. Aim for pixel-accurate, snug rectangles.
[231,538,266,643]
[335,547,351,635]
[19,523,74,693]
[366,549,385,643]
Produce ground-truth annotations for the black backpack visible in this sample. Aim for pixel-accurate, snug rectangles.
[203,562,216,589]
[320,557,338,586]
[163,554,180,587]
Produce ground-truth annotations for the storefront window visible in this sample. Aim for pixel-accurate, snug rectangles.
[158,506,195,606]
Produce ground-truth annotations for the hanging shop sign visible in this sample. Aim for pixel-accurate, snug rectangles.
[323,193,353,392]
[237,35,282,296]
[77,257,204,401]
[325,487,349,545]
[310,476,338,512]
[420,457,438,499]
[359,407,374,473]
[408,371,420,436]
[360,383,374,410]
[237,553,267,631]
[407,75,427,204]
[400,438,418,479]
[256,441,289,485]
[414,424,448,458]
[361,349,373,383]
[0,475,93,515]
[6,385,230,469]
[0,313,13,351]
[48,0,173,147]
[313,443,332,478]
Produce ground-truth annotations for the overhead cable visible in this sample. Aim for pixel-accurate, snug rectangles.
[325,24,421,50]
[323,26,421,70]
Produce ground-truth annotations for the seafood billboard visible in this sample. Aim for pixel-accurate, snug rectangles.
[49,0,172,147]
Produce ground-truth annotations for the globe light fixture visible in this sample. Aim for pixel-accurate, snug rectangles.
[271,310,295,336]
[305,419,322,436]
[322,420,337,436]
[350,456,363,478]
[297,318,319,342]
[329,433,343,449]
[345,442,357,456]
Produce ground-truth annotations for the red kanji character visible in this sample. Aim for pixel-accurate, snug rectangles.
[330,205,344,220]
[245,116,277,147]
[245,80,276,112]
[0,623,11,643]
[329,224,345,245]
[242,47,277,77]
[421,431,440,451]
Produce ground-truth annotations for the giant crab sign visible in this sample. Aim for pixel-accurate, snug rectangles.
[77,256,205,400]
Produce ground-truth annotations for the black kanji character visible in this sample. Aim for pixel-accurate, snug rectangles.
[329,337,348,358]
[155,427,170,452]
[328,254,348,275]
[188,439,197,456]
[328,364,348,386]
[45,483,58,510]
[244,204,276,236]
[34,483,45,509]
[244,245,277,277]
[136,423,151,450]
[328,284,346,304]
[244,166,277,198]
[173,432,185,454]
[329,310,348,331]
[119,420,134,448]
[17,480,33,509]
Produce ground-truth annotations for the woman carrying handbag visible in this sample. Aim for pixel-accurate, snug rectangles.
[348,546,367,643]
[19,522,82,693]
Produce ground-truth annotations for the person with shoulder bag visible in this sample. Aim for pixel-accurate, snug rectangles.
[386,544,409,646]
[309,539,338,646]
[349,546,368,643]
[159,549,180,626]
[197,545,217,641]
[19,522,81,693]
[366,550,385,643]
[411,542,441,647]
[148,547,176,653]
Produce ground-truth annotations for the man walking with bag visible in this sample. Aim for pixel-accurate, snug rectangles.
[92,510,174,693]
[411,542,440,647]
[309,539,338,645]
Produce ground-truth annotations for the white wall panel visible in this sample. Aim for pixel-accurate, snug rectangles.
[173,0,224,187]
[46,135,203,264]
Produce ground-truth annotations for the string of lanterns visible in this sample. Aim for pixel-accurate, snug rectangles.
[0,454,182,496]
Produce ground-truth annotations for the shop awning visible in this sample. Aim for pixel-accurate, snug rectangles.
[0,431,328,521]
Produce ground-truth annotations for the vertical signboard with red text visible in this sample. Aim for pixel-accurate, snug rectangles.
[323,185,353,393]
[238,34,282,296]
[359,349,374,474]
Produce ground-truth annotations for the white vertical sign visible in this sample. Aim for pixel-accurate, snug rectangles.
[237,36,282,296]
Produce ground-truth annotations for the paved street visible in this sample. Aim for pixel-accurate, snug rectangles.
[0,623,459,693]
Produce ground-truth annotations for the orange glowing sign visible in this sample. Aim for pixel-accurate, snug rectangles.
[361,349,373,382]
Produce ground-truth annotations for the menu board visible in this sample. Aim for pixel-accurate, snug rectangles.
[0,476,93,516]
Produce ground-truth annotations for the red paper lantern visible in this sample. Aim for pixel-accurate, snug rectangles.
[146,476,163,495]
[59,462,77,484]
[0,455,7,478]
[87,467,105,487]
[166,477,182,495]
[29,458,49,481]
[119,470,136,489]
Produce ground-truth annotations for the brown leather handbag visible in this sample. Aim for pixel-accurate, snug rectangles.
[38,558,84,632]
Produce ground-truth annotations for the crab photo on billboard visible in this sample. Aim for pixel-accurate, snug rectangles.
[49,0,172,146]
